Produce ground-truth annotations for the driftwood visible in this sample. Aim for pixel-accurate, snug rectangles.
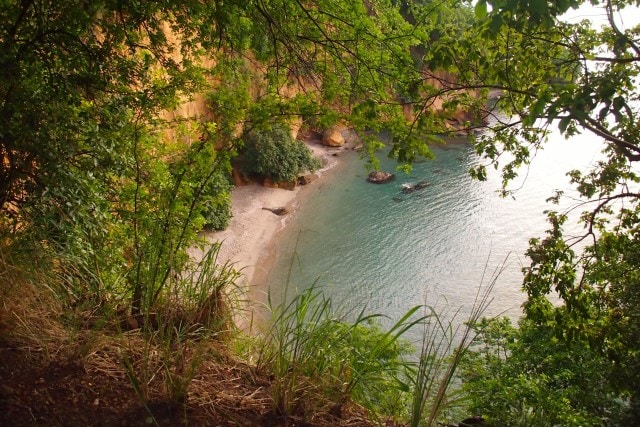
[262,207,288,216]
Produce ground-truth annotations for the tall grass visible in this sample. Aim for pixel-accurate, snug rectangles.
[406,261,501,426]
[257,286,423,421]
[122,242,242,412]
[3,213,502,425]
[257,262,501,424]
[0,234,75,359]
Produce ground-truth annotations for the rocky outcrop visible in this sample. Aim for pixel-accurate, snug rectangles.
[366,171,395,184]
[298,173,319,186]
[231,166,251,186]
[444,107,487,135]
[263,177,297,190]
[342,128,363,148]
[322,126,346,147]
[297,128,323,145]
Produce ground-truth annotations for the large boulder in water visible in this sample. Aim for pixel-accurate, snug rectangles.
[367,170,395,184]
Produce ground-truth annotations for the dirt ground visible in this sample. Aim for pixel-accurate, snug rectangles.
[0,337,381,427]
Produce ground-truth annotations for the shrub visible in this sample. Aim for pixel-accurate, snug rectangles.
[461,317,625,426]
[242,124,321,182]
[200,168,233,231]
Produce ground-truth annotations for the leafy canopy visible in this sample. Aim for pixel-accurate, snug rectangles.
[435,0,640,424]
[0,0,476,322]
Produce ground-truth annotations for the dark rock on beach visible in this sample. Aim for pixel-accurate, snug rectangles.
[262,207,288,216]
[298,173,318,186]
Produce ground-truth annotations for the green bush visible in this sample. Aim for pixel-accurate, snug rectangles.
[461,317,625,426]
[242,124,321,182]
[200,168,233,231]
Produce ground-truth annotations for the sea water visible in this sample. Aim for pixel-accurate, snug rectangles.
[264,128,603,327]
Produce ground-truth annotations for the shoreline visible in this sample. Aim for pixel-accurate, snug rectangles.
[190,137,358,328]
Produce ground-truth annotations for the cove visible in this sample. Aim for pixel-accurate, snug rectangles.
[264,129,602,326]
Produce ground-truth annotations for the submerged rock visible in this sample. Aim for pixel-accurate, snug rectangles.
[401,180,430,194]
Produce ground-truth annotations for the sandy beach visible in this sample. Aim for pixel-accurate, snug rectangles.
[188,137,355,327]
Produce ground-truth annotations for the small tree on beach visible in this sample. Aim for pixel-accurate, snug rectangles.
[241,124,322,183]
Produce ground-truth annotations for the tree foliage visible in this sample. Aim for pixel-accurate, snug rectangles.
[0,0,241,318]
[435,0,640,424]
[463,317,625,425]
[241,124,322,183]
[0,0,476,321]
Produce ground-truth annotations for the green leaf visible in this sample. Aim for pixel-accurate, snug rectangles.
[475,0,488,19]
[558,116,571,134]
[529,0,548,15]
[489,14,504,34]
[612,96,626,112]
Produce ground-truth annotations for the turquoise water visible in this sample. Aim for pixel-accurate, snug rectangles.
[265,129,602,325]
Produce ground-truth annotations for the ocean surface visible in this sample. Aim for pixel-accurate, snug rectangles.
[264,127,603,327]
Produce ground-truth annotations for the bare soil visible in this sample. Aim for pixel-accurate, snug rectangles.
[0,261,383,426]
[0,336,381,426]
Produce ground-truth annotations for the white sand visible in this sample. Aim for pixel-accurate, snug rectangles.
[185,128,367,333]
[188,139,352,328]
[199,182,300,285]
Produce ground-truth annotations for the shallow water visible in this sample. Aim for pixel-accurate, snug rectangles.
[265,129,602,327]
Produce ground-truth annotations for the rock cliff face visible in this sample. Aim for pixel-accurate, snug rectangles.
[402,69,486,134]
[160,28,483,177]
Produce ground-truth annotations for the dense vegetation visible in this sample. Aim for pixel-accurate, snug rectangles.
[241,124,322,183]
[451,1,640,424]
[1,0,639,425]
